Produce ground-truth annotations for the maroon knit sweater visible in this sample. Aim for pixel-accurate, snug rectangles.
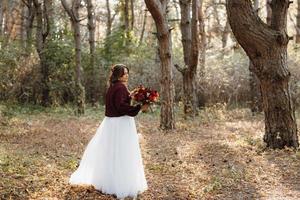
[105,81,141,117]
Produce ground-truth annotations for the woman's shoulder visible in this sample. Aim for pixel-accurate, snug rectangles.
[111,82,128,92]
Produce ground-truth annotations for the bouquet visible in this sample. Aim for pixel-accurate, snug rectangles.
[130,85,159,112]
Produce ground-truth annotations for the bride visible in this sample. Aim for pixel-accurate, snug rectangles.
[69,64,148,199]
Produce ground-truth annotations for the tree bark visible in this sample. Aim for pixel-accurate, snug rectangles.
[296,0,300,43]
[86,0,97,105]
[124,0,130,43]
[145,0,175,129]
[0,1,3,36]
[139,8,147,46]
[61,0,85,115]
[226,0,298,149]
[130,0,134,31]
[22,0,35,52]
[33,0,51,106]
[176,0,199,118]
[197,0,206,108]
[249,0,262,113]
[106,0,112,37]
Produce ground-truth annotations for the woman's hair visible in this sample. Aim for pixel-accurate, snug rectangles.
[108,64,129,86]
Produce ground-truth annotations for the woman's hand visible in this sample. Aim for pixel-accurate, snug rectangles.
[140,104,149,112]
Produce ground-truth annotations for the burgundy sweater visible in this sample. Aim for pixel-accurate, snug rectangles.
[105,81,141,117]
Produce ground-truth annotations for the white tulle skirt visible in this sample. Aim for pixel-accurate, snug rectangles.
[69,116,148,198]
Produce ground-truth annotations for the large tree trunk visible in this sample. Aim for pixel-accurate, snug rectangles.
[61,0,85,115]
[176,0,199,118]
[296,0,300,43]
[145,0,175,129]
[33,0,51,106]
[249,0,262,113]
[226,0,298,149]
[86,0,97,105]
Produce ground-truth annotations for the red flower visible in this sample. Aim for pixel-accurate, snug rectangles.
[131,85,159,104]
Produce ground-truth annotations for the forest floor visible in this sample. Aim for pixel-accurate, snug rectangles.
[1,104,300,200]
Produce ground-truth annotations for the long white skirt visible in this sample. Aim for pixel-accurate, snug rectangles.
[69,116,148,198]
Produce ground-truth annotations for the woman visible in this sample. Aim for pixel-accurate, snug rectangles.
[69,64,148,199]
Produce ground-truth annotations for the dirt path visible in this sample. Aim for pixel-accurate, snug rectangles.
[1,108,300,199]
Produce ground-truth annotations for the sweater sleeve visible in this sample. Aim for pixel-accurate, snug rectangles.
[114,86,141,117]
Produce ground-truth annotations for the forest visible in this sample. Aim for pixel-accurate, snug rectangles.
[1,0,300,199]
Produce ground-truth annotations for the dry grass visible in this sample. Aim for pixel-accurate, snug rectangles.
[1,105,300,199]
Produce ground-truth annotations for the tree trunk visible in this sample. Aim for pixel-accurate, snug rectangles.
[249,0,262,114]
[130,0,134,31]
[0,1,3,36]
[296,0,300,43]
[33,0,51,106]
[226,0,298,149]
[145,0,175,129]
[197,0,206,108]
[61,0,85,115]
[139,8,147,45]
[86,0,97,105]
[124,0,130,43]
[22,0,35,53]
[176,0,199,118]
[106,0,112,37]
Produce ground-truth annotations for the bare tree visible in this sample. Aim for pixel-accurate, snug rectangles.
[61,0,85,115]
[144,0,175,129]
[21,0,35,52]
[139,8,147,45]
[197,0,206,108]
[130,0,134,30]
[106,0,112,37]
[175,0,199,118]
[33,0,52,106]
[226,0,299,148]
[86,0,97,105]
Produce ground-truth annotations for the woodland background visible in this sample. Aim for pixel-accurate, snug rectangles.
[1,0,300,199]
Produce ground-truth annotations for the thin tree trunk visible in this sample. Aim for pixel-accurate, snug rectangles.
[86,0,97,105]
[296,0,300,43]
[61,0,85,115]
[197,0,206,108]
[139,8,147,45]
[106,0,111,37]
[0,1,3,36]
[145,0,175,129]
[22,0,35,52]
[33,0,51,106]
[176,0,199,118]
[130,0,134,30]
[226,0,298,149]
[124,0,130,43]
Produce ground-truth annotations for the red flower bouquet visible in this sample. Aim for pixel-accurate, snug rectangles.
[130,85,159,112]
